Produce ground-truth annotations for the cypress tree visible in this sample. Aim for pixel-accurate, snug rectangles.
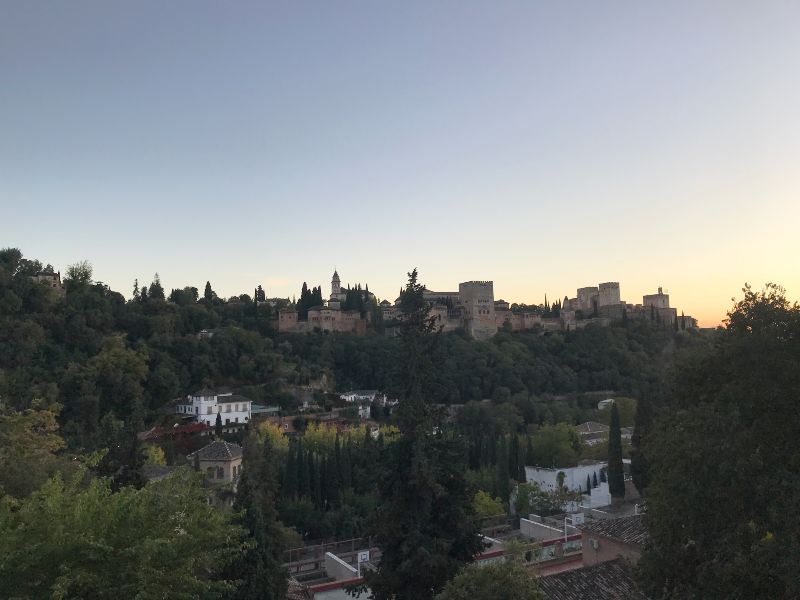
[311,452,322,509]
[203,281,214,303]
[508,434,520,482]
[586,474,592,495]
[525,435,535,466]
[631,397,653,496]
[296,438,309,497]
[363,269,483,599]
[284,440,297,498]
[496,436,510,501]
[215,412,223,438]
[607,404,625,499]
[592,472,598,488]
[226,433,288,599]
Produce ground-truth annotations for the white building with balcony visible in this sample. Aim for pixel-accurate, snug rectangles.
[176,391,252,428]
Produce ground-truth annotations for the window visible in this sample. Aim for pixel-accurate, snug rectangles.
[217,467,224,479]
[206,467,214,478]
[226,418,230,425]
[207,406,212,415]
[235,417,239,423]
[225,404,231,413]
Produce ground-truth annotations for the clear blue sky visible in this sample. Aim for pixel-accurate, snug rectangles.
[2,1,798,325]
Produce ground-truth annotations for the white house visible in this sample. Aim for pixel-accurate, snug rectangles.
[176,392,252,428]
[525,461,607,494]
[340,390,385,405]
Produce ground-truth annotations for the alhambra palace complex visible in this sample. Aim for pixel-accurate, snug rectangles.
[277,271,698,339]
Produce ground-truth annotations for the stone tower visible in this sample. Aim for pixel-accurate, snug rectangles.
[331,270,341,297]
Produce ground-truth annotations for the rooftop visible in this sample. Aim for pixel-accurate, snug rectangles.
[538,558,647,600]
[187,440,243,461]
[580,514,648,546]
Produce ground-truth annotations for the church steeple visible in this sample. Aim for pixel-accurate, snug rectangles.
[331,269,341,297]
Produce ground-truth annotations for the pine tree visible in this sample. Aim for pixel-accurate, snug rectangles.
[132,279,140,302]
[204,281,214,303]
[363,269,484,600]
[607,404,625,499]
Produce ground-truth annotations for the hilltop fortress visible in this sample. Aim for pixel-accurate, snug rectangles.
[276,271,697,338]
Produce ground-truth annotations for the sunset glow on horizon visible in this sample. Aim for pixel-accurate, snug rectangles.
[2,2,798,328]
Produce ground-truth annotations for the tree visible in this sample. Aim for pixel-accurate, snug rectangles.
[65,260,93,284]
[435,561,542,600]
[638,284,800,599]
[149,273,165,300]
[607,403,624,499]
[530,424,581,468]
[204,281,215,303]
[362,269,483,599]
[225,433,288,599]
[630,396,653,496]
[0,469,248,599]
[473,490,505,520]
[495,435,510,501]
[215,412,223,438]
[0,403,71,499]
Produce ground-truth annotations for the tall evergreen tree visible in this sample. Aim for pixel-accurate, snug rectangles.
[215,412,223,438]
[508,434,520,482]
[630,396,652,496]
[284,440,297,498]
[226,433,287,599]
[149,273,165,300]
[203,281,214,303]
[496,435,510,501]
[607,403,625,499]
[363,269,483,600]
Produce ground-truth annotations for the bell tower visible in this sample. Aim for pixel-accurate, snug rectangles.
[331,269,341,297]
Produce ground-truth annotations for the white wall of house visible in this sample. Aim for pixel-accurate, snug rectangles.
[177,393,251,426]
[525,462,607,494]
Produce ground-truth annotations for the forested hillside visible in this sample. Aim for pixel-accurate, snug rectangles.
[0,247,704,451]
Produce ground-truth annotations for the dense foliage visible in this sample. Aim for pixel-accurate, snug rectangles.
[436,561,542,600]
[638,284,800,599]
[363,270,483,599]
[0,468,248,599]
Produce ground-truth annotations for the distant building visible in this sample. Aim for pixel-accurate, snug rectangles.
[188,440,244,485]
[525,462,607,494]
[176,391,252,429]
[277,270,371,334]
[538,558,647,600]
[597,398,615,410]
[580,514,648,567]
[30,271,66,298]
[340,390,385,404]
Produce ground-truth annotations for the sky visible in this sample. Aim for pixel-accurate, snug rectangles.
[2,1,798,327]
